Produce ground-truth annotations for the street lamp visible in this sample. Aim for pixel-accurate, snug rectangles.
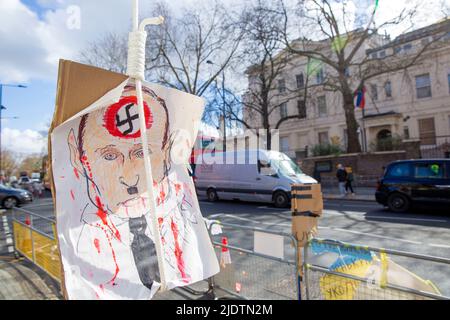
[0,83,27,178]
[206,60,227,153]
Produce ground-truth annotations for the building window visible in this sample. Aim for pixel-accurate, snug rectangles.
[297,100,306,119]
[415,74,432,98]
[280,137,290,152]
[280,102,288,118]
[418,117,436,145]
[448,74,450,94]
[316,68,324,84]
[379,50,386,58]
[403,43,412,52]
[371,52,377,59]
[317,96,327,117]
[344,67,350,77]
[318,131,329,145]
[278,79,286,93]
[394,46,402,54]
[296,74,304,88]
[370,84,378,101]
[343,129,348,149]
[384,81,392,98]
[404,126,410,139]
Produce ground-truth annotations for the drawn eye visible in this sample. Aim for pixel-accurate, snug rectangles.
[135,150,144,159]
[103,152,118,161]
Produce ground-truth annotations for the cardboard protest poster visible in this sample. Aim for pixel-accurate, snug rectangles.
[49,60,219,300]
[310,240,441,300]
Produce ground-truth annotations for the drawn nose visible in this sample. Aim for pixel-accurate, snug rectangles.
[119,175,140,195]
[127,186,138,195]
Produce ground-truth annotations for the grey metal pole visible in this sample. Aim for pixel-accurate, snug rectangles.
[362,107,367,152]
[222,71,226,153]
[0,84,3,176]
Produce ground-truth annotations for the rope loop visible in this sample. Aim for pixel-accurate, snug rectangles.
[127,30,147,80]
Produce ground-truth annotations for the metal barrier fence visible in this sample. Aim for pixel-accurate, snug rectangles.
[303,238,450,300]
[11,207,62,283]
[10,205,450,301]
[204,221,300,300]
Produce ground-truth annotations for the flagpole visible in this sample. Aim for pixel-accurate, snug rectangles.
[128,0,167,291]
[362,107,367,153]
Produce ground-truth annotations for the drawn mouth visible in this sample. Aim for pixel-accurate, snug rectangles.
[118,196,146,208]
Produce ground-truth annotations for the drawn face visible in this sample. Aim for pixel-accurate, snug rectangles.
[68,86,170,214]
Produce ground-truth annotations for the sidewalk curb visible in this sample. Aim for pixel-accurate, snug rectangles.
[323,195,376,202]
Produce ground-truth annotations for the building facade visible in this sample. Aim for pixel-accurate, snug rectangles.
[243,19,450,160]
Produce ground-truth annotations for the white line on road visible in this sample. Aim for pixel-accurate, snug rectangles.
[322,210,448,223]
[429,243,450,249]
[366,216,448,223]
[208,213,291,227]
[24,203,54,209]
[208,213,425,245]
[6,238,13,245]
[8,247,14,253]
[329,227,422,245]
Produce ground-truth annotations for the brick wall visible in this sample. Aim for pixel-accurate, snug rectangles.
[298,151,409,187]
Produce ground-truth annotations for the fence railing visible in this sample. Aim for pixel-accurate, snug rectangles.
[419,135,450,159]
[303,238,450,300]
[204,221,300,300]
[10,206,450,300]
[11,207,62,283]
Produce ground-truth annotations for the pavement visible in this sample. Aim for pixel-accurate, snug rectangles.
[0,207,60,300]
[321,186,375,201]
[2,191,450,300]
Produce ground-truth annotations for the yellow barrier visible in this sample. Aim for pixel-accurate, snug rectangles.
[13,221,33,260]
[13,221,62,282]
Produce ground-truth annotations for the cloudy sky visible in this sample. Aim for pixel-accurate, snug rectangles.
[0,0,447,154]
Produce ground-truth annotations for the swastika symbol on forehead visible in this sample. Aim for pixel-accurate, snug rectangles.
[115,103,140,136]
[104,96,153,139]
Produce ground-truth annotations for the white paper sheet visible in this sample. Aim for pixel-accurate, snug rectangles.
[254,231,284,260]
[51,79,219,299]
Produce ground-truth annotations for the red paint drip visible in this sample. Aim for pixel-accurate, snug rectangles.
[70,190,75,201]
[175,183,182,196]
[159,189,166,203]
[96,223,120,286]
[73,168,79,180]
[95,196,121,241]
[94,238,101,254]
[171,218,188,283]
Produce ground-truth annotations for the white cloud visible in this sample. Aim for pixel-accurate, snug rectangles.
[2,127,47,154]
[0,0,447,84]
[0,0,131,83]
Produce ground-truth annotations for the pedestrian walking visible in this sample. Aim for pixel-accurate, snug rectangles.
[336,164,347,197]
[345,166,355,196]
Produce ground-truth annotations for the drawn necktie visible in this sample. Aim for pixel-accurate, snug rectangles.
[129,215,160,290]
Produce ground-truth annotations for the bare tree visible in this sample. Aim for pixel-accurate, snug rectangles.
[79,2,244,128]
[278,0,449,153]
[80,32,128,74]
[1,149,19,178]
[228,0,314,150]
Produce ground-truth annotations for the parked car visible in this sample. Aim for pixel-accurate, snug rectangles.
[18,176,31,185]
[376,159,450,212]
[0,184,33,209]
[194,149,317,208]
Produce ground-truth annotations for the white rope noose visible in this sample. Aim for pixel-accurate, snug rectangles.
[127,0,167,291]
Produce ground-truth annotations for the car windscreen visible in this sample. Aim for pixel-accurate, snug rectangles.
[271,158,303,177]
[386,163,411,178]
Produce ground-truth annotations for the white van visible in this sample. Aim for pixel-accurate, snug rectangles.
[194,149,317,207]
